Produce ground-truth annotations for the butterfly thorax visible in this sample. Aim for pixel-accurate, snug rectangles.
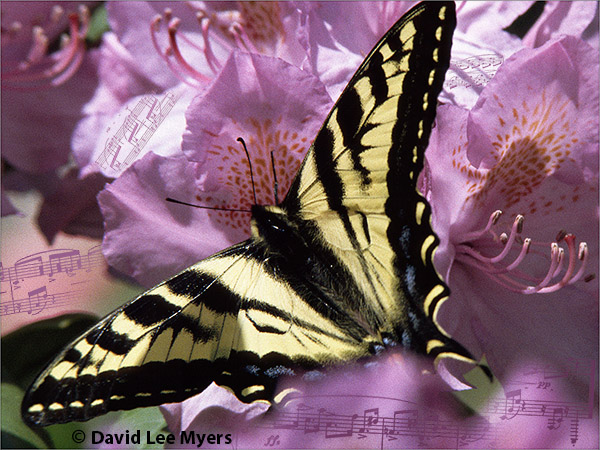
[250,204,394,347]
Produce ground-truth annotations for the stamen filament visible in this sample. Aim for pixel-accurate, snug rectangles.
[490,215,523,263]
[461,210,502,241]
[2,7,88,90]
[168,18,211,83]
[456,212,589,295]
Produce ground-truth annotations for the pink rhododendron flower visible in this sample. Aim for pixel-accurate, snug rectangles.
[1,2,91,90]
[73,1,317,180]
[426,36,598,389]
[98,52,332,288]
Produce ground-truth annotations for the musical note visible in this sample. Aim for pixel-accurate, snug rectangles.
[324,413,357,439]
[500,389,522,420]
[14,255,44,281]
[263,434,280,447]
[27,286,49,315]
[303,408,324,433]
[48,250,82,276]
[547,407,565,430]
[388,409,418,436]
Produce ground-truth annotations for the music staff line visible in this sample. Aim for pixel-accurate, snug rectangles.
[445,53,504,90]
[255,357,596,449]
[0,247,104,284]
[0,289,85,316]
[1,246,105,317]
[256,406,496,448]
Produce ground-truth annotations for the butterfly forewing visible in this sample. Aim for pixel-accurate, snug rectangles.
[283,2,466,358]
[23,1,472,427]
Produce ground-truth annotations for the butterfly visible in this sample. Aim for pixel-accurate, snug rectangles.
[23,1,476,426]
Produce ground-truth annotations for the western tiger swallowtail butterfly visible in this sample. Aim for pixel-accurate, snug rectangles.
[23,1,477,426]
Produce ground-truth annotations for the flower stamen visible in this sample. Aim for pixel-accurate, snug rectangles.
[490,215,523,263]
[150,10,216,87]
[456,214,589,295]
[461,210,502,241]
[2,6,89,90]
[167,18,210,84]
[196,13,222,74]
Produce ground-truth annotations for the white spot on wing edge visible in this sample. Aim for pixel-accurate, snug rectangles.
[28,404,45,413]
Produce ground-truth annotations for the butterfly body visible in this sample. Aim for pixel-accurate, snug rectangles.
[23,1,475,427]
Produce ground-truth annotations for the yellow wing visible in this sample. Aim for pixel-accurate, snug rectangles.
[23,241,378,425]
[23,1,473,427]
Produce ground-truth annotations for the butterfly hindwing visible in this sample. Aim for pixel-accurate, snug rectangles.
[23,1,472,427]
[23,241,375,425]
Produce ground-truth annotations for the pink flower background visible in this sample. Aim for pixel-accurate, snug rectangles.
[2,2,598,449]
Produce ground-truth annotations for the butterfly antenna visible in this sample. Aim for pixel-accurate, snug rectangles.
[270,150,279,204]
[165,197,250,213]
[237,137,258,205]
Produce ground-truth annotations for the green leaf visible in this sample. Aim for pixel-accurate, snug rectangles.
[453,356,502,414]
[1,314,99,390]
[106,408,169,449]
[86,5,110,45]
[1,383,51,449]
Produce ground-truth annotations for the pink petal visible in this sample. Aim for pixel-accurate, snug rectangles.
[183,51,332,234]
[37,169,107,243]
[523,1,599,49]
[98,152,234,288]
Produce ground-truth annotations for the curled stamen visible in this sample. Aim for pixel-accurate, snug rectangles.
[460,210,502,242]
[167,18,211,84]
[2,6,89,90]
[456,212,589,295]
[490,215,523,263]
[532,243,561,290]
[198,14,222,74]
[568,242,589,284]
[505,238,530,271]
